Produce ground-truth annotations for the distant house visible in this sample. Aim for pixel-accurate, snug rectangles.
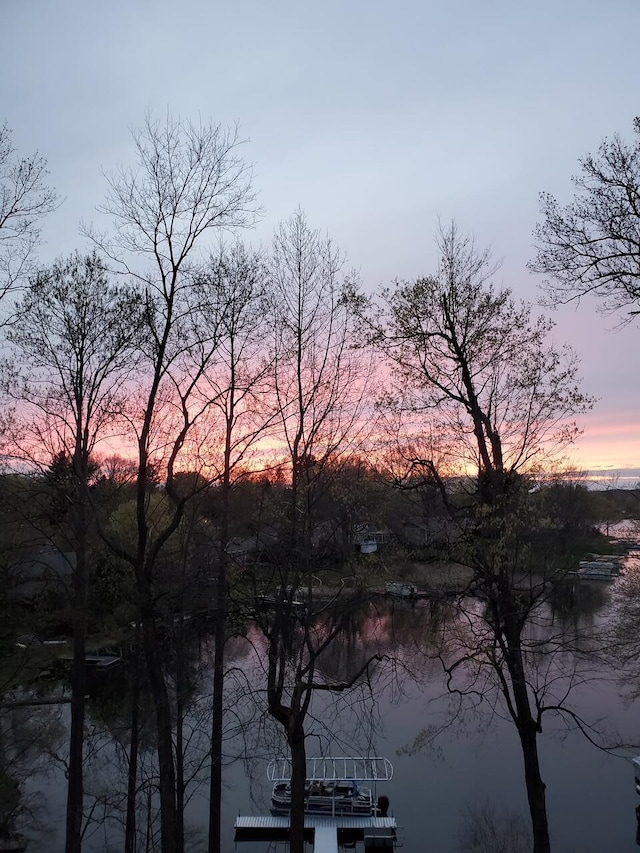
[309,520,390,555]
[351,523,389,554]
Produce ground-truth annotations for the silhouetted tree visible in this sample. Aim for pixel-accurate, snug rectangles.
[189,240,275,853]
[0,122,57,307]
[371,224,593,853]
[89,113,258,853]
[259,211,374,853]
[370,223,590,503]
[531,115,640,319]
[5,251,140,853]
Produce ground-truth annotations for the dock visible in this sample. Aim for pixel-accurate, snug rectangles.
[241,756,397,850]
[234,813,397,852]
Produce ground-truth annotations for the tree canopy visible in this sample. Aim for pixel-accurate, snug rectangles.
[371,223,591,501]
[531,116,640,319]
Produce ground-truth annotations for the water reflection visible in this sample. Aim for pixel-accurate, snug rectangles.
[7,564,640,852]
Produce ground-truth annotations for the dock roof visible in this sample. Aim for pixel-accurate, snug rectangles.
[266,756,393,783]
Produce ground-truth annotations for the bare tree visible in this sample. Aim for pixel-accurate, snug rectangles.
[269,208,372,541]
[193,241,275,853]
[371,222,590,504]
[0,123,57,306]
[89,113,259,853]
[531,116,640,319]
[4,251,140,853]
[371,224,593,853]
[256,210,376,853]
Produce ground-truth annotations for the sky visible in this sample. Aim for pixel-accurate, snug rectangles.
[1,0,638,473]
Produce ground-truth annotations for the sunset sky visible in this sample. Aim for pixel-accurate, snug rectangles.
[1,0,638,474]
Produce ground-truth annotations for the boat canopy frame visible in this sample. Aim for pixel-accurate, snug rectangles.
[267,756,393,784]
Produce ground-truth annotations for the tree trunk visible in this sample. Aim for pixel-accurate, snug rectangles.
[209,410,233,853]
[125,625,141,853]
[65,567,86,853]
[65,497,87,853]
[175,608,187,853]
[139,600,177,853]
[175,682,184,853]
[518,724,550,853]
[288,723,307,853]
[208,555,226,853]
[503,614,551,853]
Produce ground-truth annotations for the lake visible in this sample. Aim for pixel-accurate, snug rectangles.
[12,558,640,853]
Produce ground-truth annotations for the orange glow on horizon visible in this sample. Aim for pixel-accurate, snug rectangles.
[571,410,640,471]
[92,408,639,482]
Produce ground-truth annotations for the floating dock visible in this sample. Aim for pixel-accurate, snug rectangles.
[234,813,397,852]
[237,757,397,851]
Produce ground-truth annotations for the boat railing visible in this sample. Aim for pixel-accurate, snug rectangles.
[267,756,393,783]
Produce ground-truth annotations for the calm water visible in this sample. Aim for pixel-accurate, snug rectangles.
[13,562,640,853]
[218,592,640,853]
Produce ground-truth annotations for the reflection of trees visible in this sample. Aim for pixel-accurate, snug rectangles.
[75,623,216,852]
[390,554,616,841]
[609,556,640,695]
[455,802,531,853]
[313,597,454,688]
[0,699,65,841]
[235,615,383,809]
[391,485,609,853]
[439,594,601,721]
[64,620,272,853]
[241,595,454,771]
[257,588,385,763]
[3,580,621,851]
